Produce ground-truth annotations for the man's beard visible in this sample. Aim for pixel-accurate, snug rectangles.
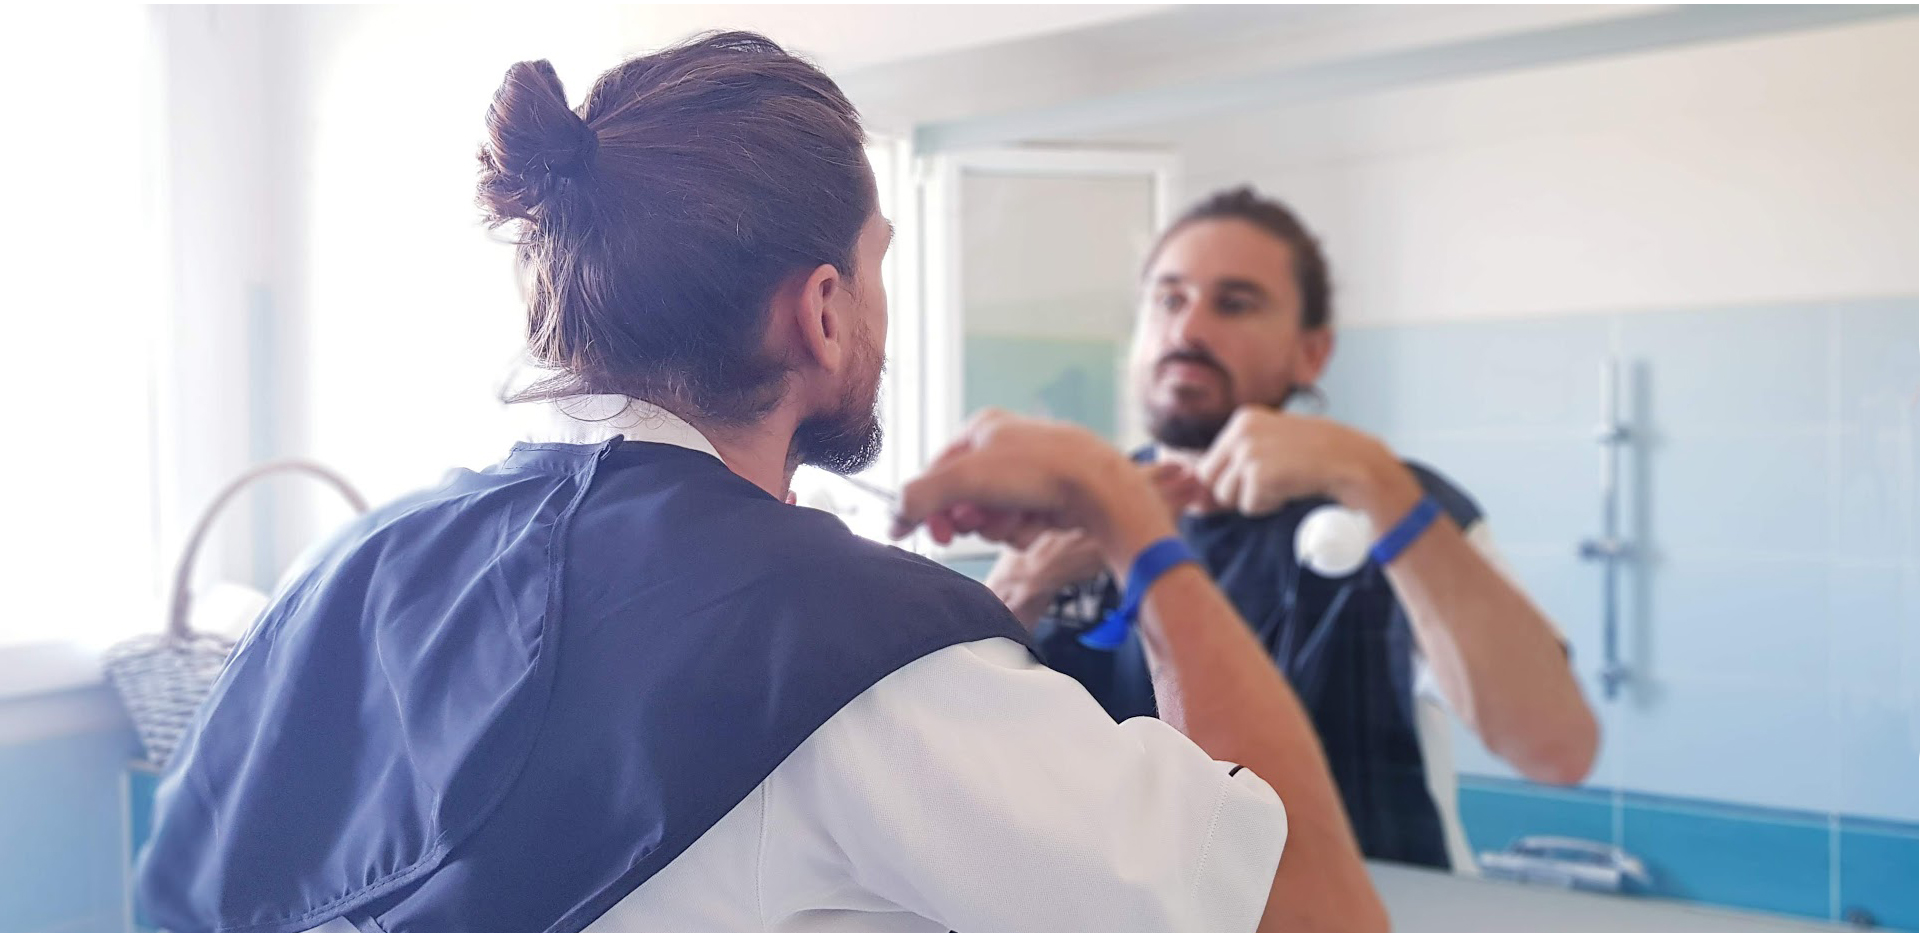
[791,326,885,476]
[1147,404,1233,452]
[1144,346,1237,451]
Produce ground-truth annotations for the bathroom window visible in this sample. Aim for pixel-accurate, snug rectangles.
[0,8,164,652]
[907,146,1177,559]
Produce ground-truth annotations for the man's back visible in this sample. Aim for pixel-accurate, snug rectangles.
[148,429,1287,933]
[141,437,1020,931]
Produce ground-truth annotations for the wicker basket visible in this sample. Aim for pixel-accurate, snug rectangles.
[103,460,368,768]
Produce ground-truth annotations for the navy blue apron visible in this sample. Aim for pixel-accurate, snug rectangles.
[1039,457,1480,870]
[138,440,1033,933]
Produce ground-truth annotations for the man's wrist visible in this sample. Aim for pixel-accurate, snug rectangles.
[1331,441,1423,529]
[1084,471,1180,575]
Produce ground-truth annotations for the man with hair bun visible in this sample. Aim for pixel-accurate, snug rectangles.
[137,32,1386,933]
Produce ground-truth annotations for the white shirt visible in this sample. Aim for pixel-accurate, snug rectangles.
[308,396,1287,933]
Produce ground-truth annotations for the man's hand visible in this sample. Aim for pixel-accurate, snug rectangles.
[982,458,1217,630]
[892,410,1176,575]
[1197,406,1420,523]
[1142,459,1217,518]
[984,529,1105,630]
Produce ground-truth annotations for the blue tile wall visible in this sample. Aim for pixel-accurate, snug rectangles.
[1620,794,1832,922]
[127,767,160,932]
[1460,775,1920,930]
[1839,819,1920,930]
[1324,314,1612,434]
[1457,779,1615,853]
[1614,675,1841,816]
[1388,432,1595,552]
[1837,689,1920,824]
[0,729,134,933]
[1836,299,1920,434]
[1831,565,1911,702]
[1835,422,1916,565]
[1638,557,1828,687]
[1638,431,1833,557]
[1614,303,1831,432]
[1328,299,1919,815]
[1328,298,1918,927]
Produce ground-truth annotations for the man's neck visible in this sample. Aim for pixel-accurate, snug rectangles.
[537,394,801,502]
[689,408,803,502]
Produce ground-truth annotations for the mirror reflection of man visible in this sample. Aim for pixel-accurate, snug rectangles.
[987,187,1600,871]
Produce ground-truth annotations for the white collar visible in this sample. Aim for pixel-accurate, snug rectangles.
[519,394,724,463]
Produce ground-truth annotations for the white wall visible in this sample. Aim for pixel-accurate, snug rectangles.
[1145,18,1917,326]
[0,6,168,647]
[293,7,622,504]
[840,5,1645,138]
[150,6,626,587]
[619,5,1163,76]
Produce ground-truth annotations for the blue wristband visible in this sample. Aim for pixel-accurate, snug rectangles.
[1079,536,1199,651]
[1369,496,1441,566]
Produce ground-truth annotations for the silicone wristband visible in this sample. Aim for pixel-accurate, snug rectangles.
[1078,536,1200,651]
[1369,495,1441,567]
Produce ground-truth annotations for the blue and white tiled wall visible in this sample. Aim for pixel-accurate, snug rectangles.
[0,722,138,933]
[1322,297,1920,928]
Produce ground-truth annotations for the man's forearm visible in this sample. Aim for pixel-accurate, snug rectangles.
[1081,481,1383,933]
[1382,521,1598,784]
[1133,566,1386,933]
[1340,457,1598,785]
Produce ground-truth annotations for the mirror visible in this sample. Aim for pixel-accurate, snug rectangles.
[67,8,1913,933]
[844,5,1919,929]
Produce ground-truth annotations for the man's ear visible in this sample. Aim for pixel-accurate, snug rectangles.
[1296,327,1334,385]
[785,262,846,373]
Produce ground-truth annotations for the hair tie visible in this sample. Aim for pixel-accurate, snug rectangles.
[546,118,598,179]
[1286,383,1328,415]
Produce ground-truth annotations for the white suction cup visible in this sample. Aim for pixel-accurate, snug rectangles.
[1295,504,1373,577]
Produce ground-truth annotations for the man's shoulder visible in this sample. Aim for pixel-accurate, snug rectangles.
[631,482,1033,641]
[596,479,1011,597]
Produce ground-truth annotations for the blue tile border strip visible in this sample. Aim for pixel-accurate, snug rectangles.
[126,766,160,932]
[0,733,131,933]
[1623,794,1831,921]
[1460,774,1919,930]
[1841,826,1920,930]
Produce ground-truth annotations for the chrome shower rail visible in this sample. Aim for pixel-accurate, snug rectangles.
[1579,357,1632,700]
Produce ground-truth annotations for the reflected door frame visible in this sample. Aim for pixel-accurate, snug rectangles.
[914,147,1179,558]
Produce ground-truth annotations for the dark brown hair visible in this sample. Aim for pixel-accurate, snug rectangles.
[478,31,873,424]
[1146,185,1333,331]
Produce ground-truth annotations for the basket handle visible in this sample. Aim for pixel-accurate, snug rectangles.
[167,460,369,642]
